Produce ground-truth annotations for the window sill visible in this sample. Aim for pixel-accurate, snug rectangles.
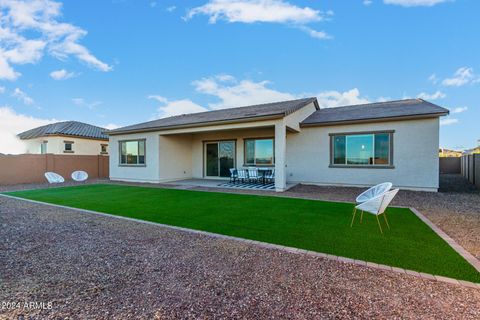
[119,164,146,167]
[63,150,74,153]
[100,152,108,155]
[329,165,395,169]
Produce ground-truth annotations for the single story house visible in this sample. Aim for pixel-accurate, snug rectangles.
[18,121,109,155]
[106,98,449,192]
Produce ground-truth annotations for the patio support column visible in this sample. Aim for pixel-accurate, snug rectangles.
[275,121,287,192]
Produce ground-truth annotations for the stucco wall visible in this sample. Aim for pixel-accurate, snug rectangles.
[0,154,108,185]
[24,136,108,155]
[109,132,160,183]
[284,102,317,131]
[159,134,193,181]
[286,118,440,191]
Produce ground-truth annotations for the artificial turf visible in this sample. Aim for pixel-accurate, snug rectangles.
[5,184,480,282]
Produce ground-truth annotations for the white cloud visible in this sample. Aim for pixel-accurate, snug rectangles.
[186,0,331,40]
[49,69,76,80]
[0,0,111,80]
[148,95,208,118]
[150,75,373,119]
[363,0,373,5]
[72,98,102,109]
[0,86,5,94]
[147,95,169,104]
[192,74,296,109]
[316,88,369,108]
[12,88,34,105]
[451,106,467,114]
[0,106,58,154]
[384,0,451,7]
[428,73,439,84]
[166,5,176,12]
[440,118,458,126]
[102,123,120,130]
[186,0,322,24]
[416,90,446,100]
[297,26,332,40]
[442,67,475,87]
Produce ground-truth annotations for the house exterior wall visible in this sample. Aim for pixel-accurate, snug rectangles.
[107,101,442,191]
[109,120,278,183]
[23,136,108,155]
[286,118,440,191]
[284,102,317,131]
[158,134,193,181]
[109,132,160,183]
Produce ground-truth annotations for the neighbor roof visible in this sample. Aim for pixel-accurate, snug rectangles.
[301,99,449,126]
[107,97,319,135]
[17,121,109,140]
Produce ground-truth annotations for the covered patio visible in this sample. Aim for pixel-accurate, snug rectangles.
[156,117,296,192]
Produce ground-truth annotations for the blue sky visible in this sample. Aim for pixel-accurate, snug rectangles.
[0,0,479,153]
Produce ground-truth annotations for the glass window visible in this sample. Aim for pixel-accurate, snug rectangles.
[64,143,72,151]
[374,133,390,165]
[331,132,392,166]
[101,144,108,153]
[346,134,373,165]
[333,136,345,164]
[244,139,274,165]
[120,140,146,165]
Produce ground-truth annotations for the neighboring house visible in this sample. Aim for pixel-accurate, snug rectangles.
[106,98,449,192]
[18,121,109,155]
[462,146,480,155]
[439,148,463,157]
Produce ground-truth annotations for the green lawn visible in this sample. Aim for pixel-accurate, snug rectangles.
[5,184,479,282]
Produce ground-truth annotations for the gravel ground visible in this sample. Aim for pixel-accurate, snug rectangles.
[0,195,479,319]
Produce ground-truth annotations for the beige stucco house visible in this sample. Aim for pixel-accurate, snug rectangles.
[18,121,109,156]
[106,98,449,192]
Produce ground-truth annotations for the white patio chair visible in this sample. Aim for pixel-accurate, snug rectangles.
[44,172,65,184]
[355,182,393,203]
[237,169,248,183]
[71,170,88,182]
[229,168,238,183]
[351,189,399,234]
[264,168,275,183]
[248,168,260,183]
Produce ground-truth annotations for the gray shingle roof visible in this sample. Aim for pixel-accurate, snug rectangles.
[301,99,449,126]
[107,97,318,134]
[17,121,109,140]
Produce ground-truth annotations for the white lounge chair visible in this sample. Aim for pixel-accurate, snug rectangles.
[237,169,248,183]
[44,172,65,184]
[351,188,400,234]
[356,182,393,203]
[229,168,238,183]
[264,168,275,183]
[248,168,260,183]
[71,170,88,182]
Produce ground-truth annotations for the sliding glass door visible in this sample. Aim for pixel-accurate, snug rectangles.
[205,141,235,178]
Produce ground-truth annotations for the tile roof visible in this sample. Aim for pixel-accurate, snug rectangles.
[107,97,318,134]
[17,121,109,140]
[301,99,449,126]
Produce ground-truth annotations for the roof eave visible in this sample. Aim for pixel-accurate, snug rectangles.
[300,112,449,128]
[106,113,285,136]
[18,133,109,141]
